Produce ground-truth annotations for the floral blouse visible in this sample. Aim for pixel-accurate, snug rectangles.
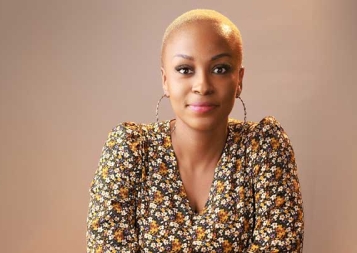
[86,116,304,252]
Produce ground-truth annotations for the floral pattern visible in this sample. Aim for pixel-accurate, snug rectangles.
[86,116,304,252]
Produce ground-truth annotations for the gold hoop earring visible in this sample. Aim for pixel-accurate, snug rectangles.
[237,96,247,124]
[155,94,176,133]
[156,94,167,123]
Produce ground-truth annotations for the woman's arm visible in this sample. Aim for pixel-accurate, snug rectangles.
[86,123,143,253]
[247,117,304,252]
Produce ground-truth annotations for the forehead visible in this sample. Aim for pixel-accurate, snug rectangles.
[163,20,239,61]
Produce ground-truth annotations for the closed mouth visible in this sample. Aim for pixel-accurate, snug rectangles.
[187,103,218,113]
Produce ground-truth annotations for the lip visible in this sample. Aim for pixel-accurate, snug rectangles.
[187,102,218,113]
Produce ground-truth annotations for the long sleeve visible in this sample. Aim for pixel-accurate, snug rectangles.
[247,117,304,252]
[86,123,144,253]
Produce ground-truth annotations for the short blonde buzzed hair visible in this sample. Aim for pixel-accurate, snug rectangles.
[161,9,243,65]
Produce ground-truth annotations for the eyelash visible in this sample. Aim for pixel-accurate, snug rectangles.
[212,64,232,74]
[175,65,193,75]
[175,64,232,75]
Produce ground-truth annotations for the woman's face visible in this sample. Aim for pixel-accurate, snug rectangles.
[161,20,244,131]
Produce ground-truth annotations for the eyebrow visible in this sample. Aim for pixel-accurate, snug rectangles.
[173,54,194,60]
[211,53,232,60]
[173,53,232,61]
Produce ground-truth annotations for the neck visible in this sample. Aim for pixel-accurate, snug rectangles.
[170,119,228,171]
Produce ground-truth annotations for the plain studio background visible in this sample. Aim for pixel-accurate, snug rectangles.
[0,0,356,252]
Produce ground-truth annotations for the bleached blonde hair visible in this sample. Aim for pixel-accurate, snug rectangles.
[161,9,243,65]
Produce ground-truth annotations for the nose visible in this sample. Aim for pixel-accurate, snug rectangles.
[192,70,214,95]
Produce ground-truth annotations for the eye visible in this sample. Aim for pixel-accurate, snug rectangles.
[212,64,231,74]
[175,65,194,75]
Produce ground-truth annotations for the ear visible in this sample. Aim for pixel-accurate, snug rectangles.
[236,67,245,98]
[161,67,170,96]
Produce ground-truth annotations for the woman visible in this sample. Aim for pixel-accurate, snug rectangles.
[86,9,304,253]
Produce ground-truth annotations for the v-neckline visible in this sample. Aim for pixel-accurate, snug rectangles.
[164,120,233,217]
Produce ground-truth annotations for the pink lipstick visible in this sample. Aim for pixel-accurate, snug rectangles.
[188,102,217,113]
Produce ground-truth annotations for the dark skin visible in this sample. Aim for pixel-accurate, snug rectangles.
[161,20,245,214]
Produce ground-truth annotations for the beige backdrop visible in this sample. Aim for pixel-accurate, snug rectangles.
[1,0,356,252]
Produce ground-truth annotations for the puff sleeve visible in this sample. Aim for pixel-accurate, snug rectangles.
[247,117,304,252]
[86,123,144,253]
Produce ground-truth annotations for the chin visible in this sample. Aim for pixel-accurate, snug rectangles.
[182,116,229,132]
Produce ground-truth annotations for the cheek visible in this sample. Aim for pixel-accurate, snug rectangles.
[220,81,238,99]
[167,77,189,96]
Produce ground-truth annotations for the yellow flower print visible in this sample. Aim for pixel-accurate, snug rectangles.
[275,196,285,207]
[196,226,205,240]
[235,159,242,169]
[250,244,259,251]
[255,192,261,202]
[95,246,103,253]
[298,209,304,220]
[251,139,259,151]
[292,179,300,192]
[253,164,260,174]
[256,217,262,228]
[163,136,171,148]
[275,167,282,180]
[218,209,229,223]
[112,201,122,213]
[238,186,245,200]
[159,163,168,176]
[149,220,159,234]
[270,137,280,149]
[175,212,184,224]
[119,187,129,199]
[276,225,286,239]
[223,240,233,252]
[101,166,109,179]
[244,219,250,231]
[107,139,116,148]
[179,189,186,199]
[130,140,140,153]
[114,229,124,242]
[154,190,164,203]
[217,181,225,193]
[171,238,182,252]
[90,218,100,231]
